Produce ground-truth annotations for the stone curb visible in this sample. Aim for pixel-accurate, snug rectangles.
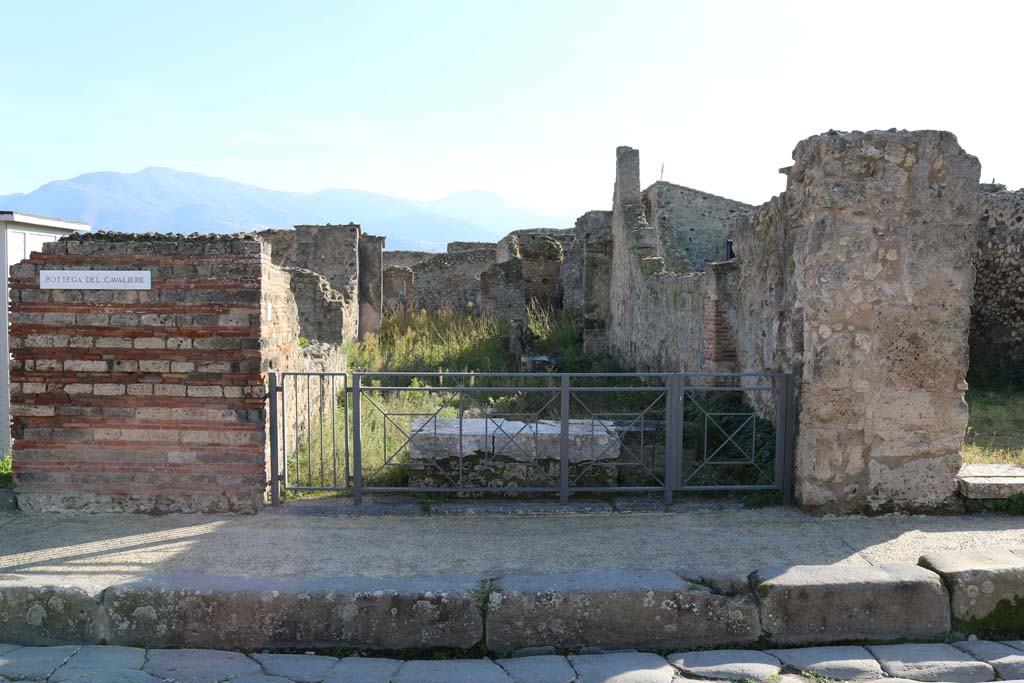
[1,551,1022,651]
[486,570,760,652]
[753,563,951,645]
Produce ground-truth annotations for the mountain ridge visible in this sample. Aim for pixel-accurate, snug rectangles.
[0,167,574,250]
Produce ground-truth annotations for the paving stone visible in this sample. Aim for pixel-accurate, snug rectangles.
[954,640,1024,679]
[0,490,17,511]
[1005,640,1024,653]
[568,653,675,683]
[322,656,404,683]
[0,644,21,656]
[143,648,261,683]
[394,658,512,683]
[54,645,146,679]
[252,653,339,682]
[868,643,995,682]
[920,549,1024,636]
[753,563,951,644]
[487,570,760,651]
[497,655,576,683]
[667,649,782,681]
[51,672,164,683]
[219,676,295,683]
[0,645,79,681]
[766,645,885,681]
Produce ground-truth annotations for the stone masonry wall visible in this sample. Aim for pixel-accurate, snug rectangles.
[411,248,497,312]
[282,267,354,344]
[9,234,270,513]
[358,234,385,339]
[497,228,582,312]
[731,130,981,513]
[449,241,496,253]
[258,224,360,300]
[383,250,434,270]
[479,260,527,319]
[599,132,979,513]
[606,148,707,373]
[643,181,752,272]
[383,266,414,313]
[581,212,614,356]
[971,186,1024,369]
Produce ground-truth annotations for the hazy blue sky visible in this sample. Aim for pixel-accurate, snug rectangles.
[2,0,1021,214]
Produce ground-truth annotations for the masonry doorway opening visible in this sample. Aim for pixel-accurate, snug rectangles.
[268,371,795,506]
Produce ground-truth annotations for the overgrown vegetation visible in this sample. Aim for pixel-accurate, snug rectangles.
[963,368,1024,467]
[0,451,12,489]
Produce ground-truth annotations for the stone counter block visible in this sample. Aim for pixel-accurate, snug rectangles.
[98,573,484,650]
[920,549,1024,636]
[0,575,100,646]
[485,570,760,652]
[408,418,620,463]
[753,563,950,645]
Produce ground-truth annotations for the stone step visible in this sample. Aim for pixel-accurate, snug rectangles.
[958,463,1024,499]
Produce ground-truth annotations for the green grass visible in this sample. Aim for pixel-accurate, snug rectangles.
[0,450,12,489]
[964,377,1024,466]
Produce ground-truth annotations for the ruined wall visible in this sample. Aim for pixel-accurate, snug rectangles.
[643,181,752,272]
[606,148,707,372]
[283,267,355,344]
[582,212,614,356]
[572,212,611,318]
[496,228,582,312]
[599,132,979,513]
[411,248,496,312]
[358,234,385,339]
[383,266,414,313]
[971,186,1024,369]
[449,241,496,253]
[480,260,527,319]
[383,250,434,269]
[258,224,360,301]
[730,130,980,513]
[9,234,270,513]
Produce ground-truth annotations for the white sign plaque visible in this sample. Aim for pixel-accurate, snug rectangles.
[39,270,152,290]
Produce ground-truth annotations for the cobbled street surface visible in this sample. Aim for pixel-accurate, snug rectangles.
[4,641,1024,683]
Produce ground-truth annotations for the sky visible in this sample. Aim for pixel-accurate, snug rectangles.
[2,0,1022,216]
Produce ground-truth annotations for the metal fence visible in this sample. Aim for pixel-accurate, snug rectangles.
[268,371,795,505]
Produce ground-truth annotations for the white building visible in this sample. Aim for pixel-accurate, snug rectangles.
[1,212,91,445]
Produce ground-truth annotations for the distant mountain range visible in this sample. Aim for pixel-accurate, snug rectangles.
[0,167,574,250]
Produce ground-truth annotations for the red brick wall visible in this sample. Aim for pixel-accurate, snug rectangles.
[8,234,270,513]
[702,293,737,369]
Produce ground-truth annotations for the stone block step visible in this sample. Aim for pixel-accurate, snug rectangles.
[958,463,1024,499]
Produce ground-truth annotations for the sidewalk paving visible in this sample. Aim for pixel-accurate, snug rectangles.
[2,640,1024,683]
[3,505,1024,587]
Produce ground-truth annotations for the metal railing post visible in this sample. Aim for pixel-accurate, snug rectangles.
[352,373,363,507]
[774,373,786,498]
[664,374,678,505]
[783,372,797,505]
[559,375,570,504]
[268,373,280,506]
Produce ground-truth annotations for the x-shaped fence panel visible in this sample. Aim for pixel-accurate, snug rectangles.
[268,372,795,505]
